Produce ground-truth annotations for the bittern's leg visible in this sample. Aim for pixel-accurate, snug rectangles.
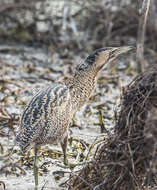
[60,133,68,165]
[34,145,39,190]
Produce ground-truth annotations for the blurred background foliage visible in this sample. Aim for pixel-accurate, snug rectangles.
[0,0,156,53]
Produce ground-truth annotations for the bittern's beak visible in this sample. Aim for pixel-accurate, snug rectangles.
[108,46,135,60]
[95,46,135,71]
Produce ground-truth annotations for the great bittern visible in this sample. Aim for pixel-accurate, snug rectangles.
[15,46,134,189]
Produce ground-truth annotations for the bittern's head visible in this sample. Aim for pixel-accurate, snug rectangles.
[76,46,134,74]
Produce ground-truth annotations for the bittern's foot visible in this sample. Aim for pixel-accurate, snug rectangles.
[34,186,38,190]
[56,156,69,168]
[64,156,68,165]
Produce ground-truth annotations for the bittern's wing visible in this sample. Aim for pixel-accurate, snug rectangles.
[16,83,71,148]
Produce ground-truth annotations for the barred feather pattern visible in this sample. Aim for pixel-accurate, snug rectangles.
[16,83,71,153]
[63,71,97,115]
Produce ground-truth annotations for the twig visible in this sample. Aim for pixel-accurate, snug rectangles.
[40,181,48,190]
[136,0,151,72]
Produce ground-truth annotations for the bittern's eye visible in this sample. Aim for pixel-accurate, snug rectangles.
[86,55,95,64]
[77,63,88,71]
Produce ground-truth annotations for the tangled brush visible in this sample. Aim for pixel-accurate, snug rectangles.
[68,67,157,190]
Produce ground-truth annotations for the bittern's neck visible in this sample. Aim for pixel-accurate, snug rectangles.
[64,70,98,114]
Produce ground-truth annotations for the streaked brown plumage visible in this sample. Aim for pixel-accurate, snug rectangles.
[15,46,134,189]
[16,83,71,155]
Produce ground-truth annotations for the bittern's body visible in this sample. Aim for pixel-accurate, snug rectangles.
[18,83,71,153]
[15,46,133,189]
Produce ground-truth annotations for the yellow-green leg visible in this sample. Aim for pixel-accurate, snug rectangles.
[60,134,68,165]
[34,146,39,190]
